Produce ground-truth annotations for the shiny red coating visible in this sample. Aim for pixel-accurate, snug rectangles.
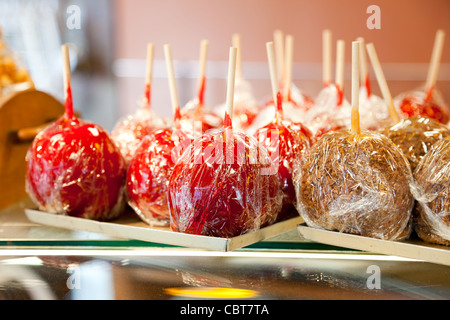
[254,119,313,221]
[25,116,127,221]
[126,128,192,225]
[111,109,166,164]
[398,94,449,124]
[168,129,283,238]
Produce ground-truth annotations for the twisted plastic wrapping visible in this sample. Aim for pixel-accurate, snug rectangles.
[111,108,169,164]
[247,85,314,134]
[168,128,283,238]
[282,84,315,123]
[358,87,391,131]
[394,89,449,125]
[216,78,260,131]
[126,127,193,226]
[306,84,351,137]
[412,137,450,246]
[294,130,415,240]
[25,117,127,221]
[383,116,450,172]
[181,99,223,133]
[254,119,313,221]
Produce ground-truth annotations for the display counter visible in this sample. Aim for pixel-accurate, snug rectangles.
[1,198,449,301]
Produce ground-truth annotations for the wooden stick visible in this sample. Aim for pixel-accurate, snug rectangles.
[335,40,345,91]
[356,38,368,84]
[366,43,401,124]
[283,35,294,102]
[145,43,155,88]
[274,29,284,84]
[425,29,446,96]
[351,41,361,135]
[225,47,238,127]
[145,43,155,106]
[61,45,71,100]
[232,34,243,80]
[323,29,332,86]
[266,42,279,105]
[164,44,181,119]
[357,37,371,97]
[198,39,209,88]
[61,44,74,120]
[195,39,209,108]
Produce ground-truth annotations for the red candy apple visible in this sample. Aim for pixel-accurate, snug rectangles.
[111,44,168,164]
[25,45,126,220]
[395,30,449,125]
[254,93,313,221]
[168,47,283,238]
[125,44,195,225]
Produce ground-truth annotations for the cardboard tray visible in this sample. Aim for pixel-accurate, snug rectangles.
[297,224,450,266]
[25,209,303,252]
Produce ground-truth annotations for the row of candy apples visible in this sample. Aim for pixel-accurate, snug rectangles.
[25,30,450,245]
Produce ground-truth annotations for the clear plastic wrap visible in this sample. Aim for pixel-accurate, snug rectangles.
[382,116,450,172]
[282,84,315,122]
[216,78,260,131]
[168,128,283,238]
[394,89,449,125]
[25,116,127,221]
[305,84,351,138]
[294,130,415,240]
[358,87,391,131]
[126,127,193,226]
[412,136,450,246]
[180,98,223,133]
[111,107,169,164]
[254,111,313,221]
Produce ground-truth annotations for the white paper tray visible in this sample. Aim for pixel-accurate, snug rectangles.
[25,209,303,252]
[297,224,450,266]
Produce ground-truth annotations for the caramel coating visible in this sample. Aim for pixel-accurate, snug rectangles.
[413,137,450,246]
[383,116,450,172]
[294,130,414,240]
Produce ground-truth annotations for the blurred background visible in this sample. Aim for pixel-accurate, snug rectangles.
[1,0,449,131]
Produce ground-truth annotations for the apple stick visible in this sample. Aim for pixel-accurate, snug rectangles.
[267,42,283,123]
[366,43,401,124]
[357,37,371,98]
[196,39,209,107]
[283,35,294,102]
[232,34,243,80]
[335,40,345,105]
[61,44,74,120]
[266,42,279,106]
[351,41,361,135]
[144,43,155,108]
[224,47,238,128]
[425,29,446,101]
[274,29,284,85]
[323,29,332,87]
[164,44,181,121]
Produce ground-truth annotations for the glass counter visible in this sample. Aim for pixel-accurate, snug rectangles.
[1,198,450,301]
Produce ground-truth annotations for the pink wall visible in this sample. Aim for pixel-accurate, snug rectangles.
[112,0,450,119]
